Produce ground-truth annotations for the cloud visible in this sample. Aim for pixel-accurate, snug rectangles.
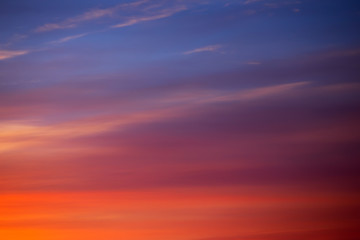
[0,79,312,153]
[50,33,88,44]
[2,78,359,192]
[183,45,223,55]
[0,50,29,60]
[1,34,28,48]
[36,23,77,32]
[243,0,263,5]
[150,82,311,106]
[35,0,149,32]
[111,6,187,28]
[209,81,310,102]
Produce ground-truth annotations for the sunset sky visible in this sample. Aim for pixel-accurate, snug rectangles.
[1,0,360,239]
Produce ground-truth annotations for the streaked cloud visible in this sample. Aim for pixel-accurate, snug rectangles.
[111,6,187,28]
[50,33,88,44]
[0,108,171,153]
[243,0,263,5]
[210,81,310,102]
[35,0,187,33]
[183,44,223,55]
[0,49,29,60]
[35,0,149,32]
[1,34,28,48]
[0,80,311,153]
[36,23,77,32]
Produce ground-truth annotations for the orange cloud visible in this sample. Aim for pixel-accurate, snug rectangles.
[0,50,29,60]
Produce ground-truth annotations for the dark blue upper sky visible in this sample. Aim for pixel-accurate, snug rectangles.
[1,0,359,90]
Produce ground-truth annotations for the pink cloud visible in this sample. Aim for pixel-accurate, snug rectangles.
[0,50,29,60]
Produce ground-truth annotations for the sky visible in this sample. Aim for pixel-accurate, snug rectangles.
[1,0,360,239]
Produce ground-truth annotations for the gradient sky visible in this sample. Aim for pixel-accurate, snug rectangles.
[1,0,360,239]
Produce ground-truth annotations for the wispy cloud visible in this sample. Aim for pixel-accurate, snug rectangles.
[243,0,263,5]
[0,50,29,60]
[0,81,310,153]
[183,45,223,55]
[231,81,310,100]
[111,6,186,28]
[35,0,149,32]
[36,23,77,32]
[50,33,88,44]
[0,80,323,167]
[1,34,28,48]
[179,81,311,104]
